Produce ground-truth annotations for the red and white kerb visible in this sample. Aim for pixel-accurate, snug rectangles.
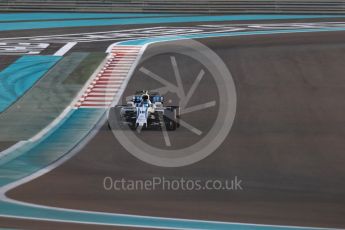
[75,45,141,108]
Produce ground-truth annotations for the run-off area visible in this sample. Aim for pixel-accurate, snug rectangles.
[9,34,345,229]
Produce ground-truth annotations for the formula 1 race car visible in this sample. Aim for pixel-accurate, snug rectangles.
[109,90,180,131]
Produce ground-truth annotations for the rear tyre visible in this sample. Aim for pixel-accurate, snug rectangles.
[165,119,177,130]
[163,107,178,131]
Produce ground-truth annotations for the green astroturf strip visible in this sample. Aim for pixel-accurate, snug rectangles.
[0,14,344,31]
[0,52,89,141]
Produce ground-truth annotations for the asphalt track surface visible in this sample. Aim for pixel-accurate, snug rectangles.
[0,25,343,229]
[1,14,345,228]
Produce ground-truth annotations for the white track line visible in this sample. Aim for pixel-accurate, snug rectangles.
[54,42,77,56]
